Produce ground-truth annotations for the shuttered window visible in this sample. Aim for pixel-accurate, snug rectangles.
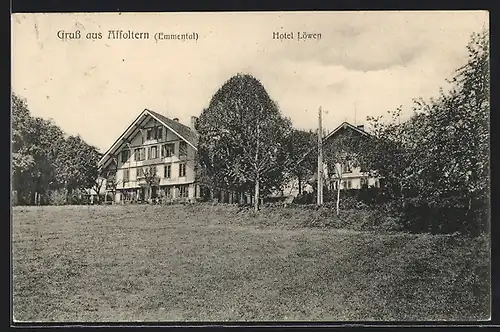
[137,167,144,178]
[179,163,186,177]
[162,143,174,157]
[179,185,188,198]
[164,164,171,178]
[121,150,130,163]
[123,169,129,182]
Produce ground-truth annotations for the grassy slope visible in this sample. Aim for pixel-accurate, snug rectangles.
[12,205,490,322]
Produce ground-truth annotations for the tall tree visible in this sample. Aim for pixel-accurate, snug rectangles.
[196,73,292,211]
[12,94,35,178]
[283,129,316,195]
[364,29,489,233]
[102,156,119,204]
[54,135,101,202]
[143,166,159,201]
[12,93,66,204]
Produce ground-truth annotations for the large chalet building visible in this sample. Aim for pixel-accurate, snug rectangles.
[98,109,200,203]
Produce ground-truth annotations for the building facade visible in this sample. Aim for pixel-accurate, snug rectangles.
[98,109,200,203]
[296,121,381,196]
[322,122,381,191]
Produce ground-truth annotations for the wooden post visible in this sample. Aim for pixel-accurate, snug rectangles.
[317,107,323,206]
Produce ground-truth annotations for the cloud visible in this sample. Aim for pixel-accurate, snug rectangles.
[272,22,428,72]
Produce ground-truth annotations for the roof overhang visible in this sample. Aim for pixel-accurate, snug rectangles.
[98,109,198,171]
[297,122,374,165]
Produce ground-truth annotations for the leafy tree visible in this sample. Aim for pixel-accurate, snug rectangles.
[364,29,489,234]
[12,94,35,177]
[196,73,292,211]
[54,135,101,203]
[143,166,159,201]
[365,107,419,203]
[12,93,103,205]
[92,176,106,202]
[12,93,66,204]
[283,129,316,195]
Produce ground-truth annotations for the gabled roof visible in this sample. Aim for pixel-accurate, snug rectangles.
[298,121,373,164]
[323,121,372,141]
[98,108,198,169]
[147,109,199,149]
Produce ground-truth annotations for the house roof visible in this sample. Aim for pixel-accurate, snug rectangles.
[147,109,199,148]
[98,108,198,170]
[323,121,372,141]
[298,121,373,164]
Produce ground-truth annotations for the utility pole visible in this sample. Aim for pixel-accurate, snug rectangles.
[317,106,323,206]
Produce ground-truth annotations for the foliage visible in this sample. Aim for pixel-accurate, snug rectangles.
[48,189,69,206]
[283,128,317,192]
[143,166,159,200]
[196,73,293,210]
[11,93,101,205]
[92,177,106,198]
[363,29,489,235]
[54,135,102,195]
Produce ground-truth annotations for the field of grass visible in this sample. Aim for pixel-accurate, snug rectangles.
[12,204,490,322]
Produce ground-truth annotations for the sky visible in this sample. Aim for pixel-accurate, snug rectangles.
[12,11,488,153]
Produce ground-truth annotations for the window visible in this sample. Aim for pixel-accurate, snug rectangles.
[179,141,188,157]
[346,180,352,189]
[162,143,174,158]
[179,163,187,177]
[121,150,130,163]
[344,161,352,173]
[134,148,145,161]
[148,146,158,159]
[164,164,171,178]
[137,167,144,178]
[123,169,129,183]
[179,185,188,198]
[146,127,163,140]
[161,187,172,198]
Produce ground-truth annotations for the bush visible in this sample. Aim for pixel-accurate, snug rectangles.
[397,195,489,236]
[48,189,67,206]
[293,192,314,204]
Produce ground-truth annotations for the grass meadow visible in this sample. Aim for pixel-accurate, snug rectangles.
[12,204,490,322]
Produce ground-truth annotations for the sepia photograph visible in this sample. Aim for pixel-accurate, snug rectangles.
[11,11,490,323]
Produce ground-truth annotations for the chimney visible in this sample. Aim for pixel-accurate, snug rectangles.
[190,116,198,132]
[173,117,179,122]
[356,124,364,131]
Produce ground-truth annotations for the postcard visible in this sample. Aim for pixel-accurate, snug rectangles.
[11,11,490,323]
